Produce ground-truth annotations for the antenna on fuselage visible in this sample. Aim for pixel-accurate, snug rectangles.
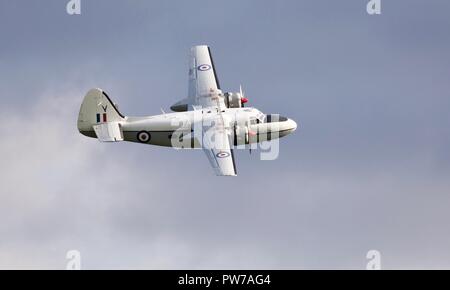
[160,108,166,114]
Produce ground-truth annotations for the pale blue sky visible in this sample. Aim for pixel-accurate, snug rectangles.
[0,0,449,269]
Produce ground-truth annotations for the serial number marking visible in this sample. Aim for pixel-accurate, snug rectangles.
[178,274,271,288]
[222,275,271,286]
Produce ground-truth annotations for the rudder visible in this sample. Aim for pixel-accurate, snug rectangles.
[77,88,125,137]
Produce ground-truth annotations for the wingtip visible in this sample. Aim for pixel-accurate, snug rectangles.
[192,44,210,50]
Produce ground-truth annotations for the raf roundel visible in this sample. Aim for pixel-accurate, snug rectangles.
[137,131,151,143]
[197,64,211,71]
[216,152,230,158]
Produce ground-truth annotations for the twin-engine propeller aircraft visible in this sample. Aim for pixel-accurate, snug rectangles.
[78,45,297,176]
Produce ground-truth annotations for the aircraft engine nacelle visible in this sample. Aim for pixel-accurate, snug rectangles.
[224,92,248,108]
[233,125,249,146]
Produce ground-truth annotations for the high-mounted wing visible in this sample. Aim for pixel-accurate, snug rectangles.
[188,45,226,109]
[202,130,237,176]
[188,46,237,175]
[201,114,237,176]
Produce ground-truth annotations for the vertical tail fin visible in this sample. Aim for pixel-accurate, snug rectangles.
[77,88,125,137]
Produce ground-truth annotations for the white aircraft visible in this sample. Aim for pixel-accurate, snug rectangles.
[78,45,297,176]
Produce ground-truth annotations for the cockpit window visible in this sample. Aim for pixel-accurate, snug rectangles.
[254,110,266,123]
[264,114,288,123]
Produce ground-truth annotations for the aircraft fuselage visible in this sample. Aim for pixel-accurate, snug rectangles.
[80,106,297,148]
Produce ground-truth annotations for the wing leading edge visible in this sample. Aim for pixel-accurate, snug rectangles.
[202,135,237,176]
[188,45,226,109]
[189,46,237,176]
[201,115,237,176]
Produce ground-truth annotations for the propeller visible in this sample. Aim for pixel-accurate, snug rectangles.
[239,85,248,107]
[248,129,257,155]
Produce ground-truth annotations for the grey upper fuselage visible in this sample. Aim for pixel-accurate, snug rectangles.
[81,106,297,148]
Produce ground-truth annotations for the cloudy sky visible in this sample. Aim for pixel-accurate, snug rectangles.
[0,0,449,269]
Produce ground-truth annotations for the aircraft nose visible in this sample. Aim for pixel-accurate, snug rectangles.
[287,118,297,132]
[279,118,297,138]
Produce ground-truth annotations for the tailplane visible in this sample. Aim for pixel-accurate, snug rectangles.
[77,88,125,140]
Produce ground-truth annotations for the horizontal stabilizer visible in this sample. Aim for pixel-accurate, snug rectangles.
[93,122,123,142]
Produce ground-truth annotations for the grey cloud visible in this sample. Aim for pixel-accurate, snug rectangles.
[0,0,450,269]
